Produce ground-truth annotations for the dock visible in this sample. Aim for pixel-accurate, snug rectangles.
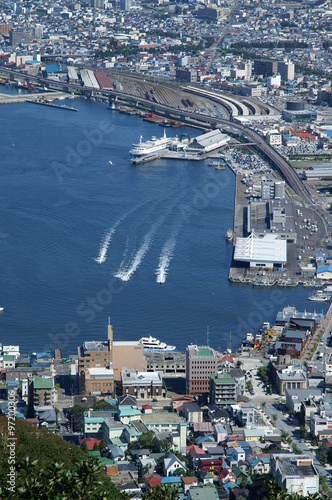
[27,100,78,112]
[130,149,226,165]
[0,91,73,105]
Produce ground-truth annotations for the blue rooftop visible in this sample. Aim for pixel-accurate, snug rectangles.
[161,476,182,484]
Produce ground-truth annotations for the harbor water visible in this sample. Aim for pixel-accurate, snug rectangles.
[0,96,327,355]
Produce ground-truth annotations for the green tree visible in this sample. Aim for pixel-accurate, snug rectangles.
[142,484,181,500]
[93,399,110,411]
[80,441,88,453]
[99,439,107,453]
[300,425,307,440]
[316,444,328,466]
[272,414,277,423]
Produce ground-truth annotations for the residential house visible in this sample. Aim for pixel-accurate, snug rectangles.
[310,405,332,439]
[214,423,230,443]
[187,485,219,500]
[182,402,203,424]
[145,474,162,492]
[219,468,237,485]
[249,456,271,475]
[207,404,231,423]
[163,453,186,476]
[139,457,156,475]
[237,402,260,427]
[182,476,198,493]
[286,388,323,413]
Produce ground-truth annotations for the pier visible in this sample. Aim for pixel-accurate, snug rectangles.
[27,100,78,112]
[0,91,73,105]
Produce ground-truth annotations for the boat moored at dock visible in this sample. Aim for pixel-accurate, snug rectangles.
[139,336,176,352]
[308,290,331,303]
[129,130,172,159]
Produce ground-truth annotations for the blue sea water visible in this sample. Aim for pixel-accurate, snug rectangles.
[0,95,326,355]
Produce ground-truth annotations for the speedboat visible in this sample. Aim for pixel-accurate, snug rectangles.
[139,336,176,352]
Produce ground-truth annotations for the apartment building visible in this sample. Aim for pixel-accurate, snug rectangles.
[210,372,237,407]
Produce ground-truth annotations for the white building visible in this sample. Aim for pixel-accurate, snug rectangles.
[267,74,281,88]
[271,453,319,495]
[186,130,230,155]
[233,233,287,269]
[266,132,282,146]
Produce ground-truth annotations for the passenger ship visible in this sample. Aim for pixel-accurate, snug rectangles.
[129,130,172,158]
[139,336,176,352]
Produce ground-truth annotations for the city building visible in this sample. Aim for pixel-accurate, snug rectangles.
[121,368,163,400]
[271,453,319,495]
[186,130,230,155]
[175,68,197,83]
[278,60,295,82]
[254,60,278,77]
[233,233,287,270]
[210,372,237,407]
[276,366,307,396]
[10,29,31,46]
[267,74,281,88]
[28,375,54,414]
[196,6,228,21]
[186,345,224,397]
[78,323,147,395]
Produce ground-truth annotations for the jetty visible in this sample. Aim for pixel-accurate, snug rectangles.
[27,100,78,112]
[0,91,72,105]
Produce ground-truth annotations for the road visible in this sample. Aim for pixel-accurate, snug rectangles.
[1,67,331,219]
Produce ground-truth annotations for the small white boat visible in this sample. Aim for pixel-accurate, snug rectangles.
[108,161,113,165]
[0,307,4,312]
[308,290,330,303]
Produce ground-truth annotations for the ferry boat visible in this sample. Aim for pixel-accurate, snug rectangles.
[139,336,176,352]
[129,130,172,158]
[225,229,234,242]
[308,290,331,303]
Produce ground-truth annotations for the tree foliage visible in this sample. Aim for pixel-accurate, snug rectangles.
[0,417,123,499]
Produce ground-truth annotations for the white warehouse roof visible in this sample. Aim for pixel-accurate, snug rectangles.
[234,233,287,264]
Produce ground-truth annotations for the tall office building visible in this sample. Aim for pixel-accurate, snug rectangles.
[254,60,278,77]
[278,59,295,82]
[120,0,131,11]
[10,29,31,46]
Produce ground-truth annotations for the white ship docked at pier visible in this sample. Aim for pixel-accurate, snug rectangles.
[139,336,176,352]
[129,130,172,158]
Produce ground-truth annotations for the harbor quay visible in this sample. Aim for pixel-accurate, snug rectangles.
[228,166,332,289]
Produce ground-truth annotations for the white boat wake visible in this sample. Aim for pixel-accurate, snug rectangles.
[95,203,145,265]
[114,231,152,281]
[95,228,116,265]
[114,206,174,282]
[156,238,176,284]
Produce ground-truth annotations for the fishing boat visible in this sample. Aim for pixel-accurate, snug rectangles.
[308,290,331,303]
